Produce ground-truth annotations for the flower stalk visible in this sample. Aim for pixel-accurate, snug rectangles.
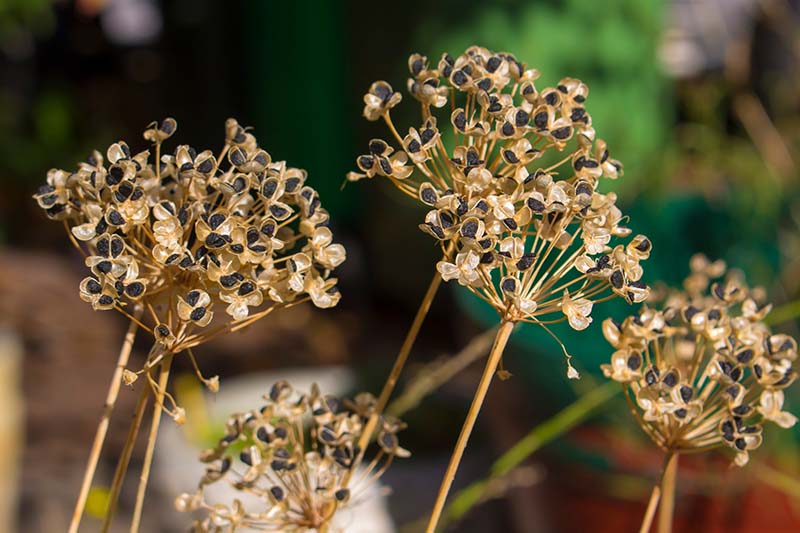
[426,320,515,533]
[69,313,140,533]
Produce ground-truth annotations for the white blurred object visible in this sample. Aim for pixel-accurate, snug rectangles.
[100,0,163,46]
[0,330,22,533]
[157,366,396,533]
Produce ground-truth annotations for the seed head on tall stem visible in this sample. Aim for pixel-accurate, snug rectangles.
[603,255,797,532]
[35,118,346,531]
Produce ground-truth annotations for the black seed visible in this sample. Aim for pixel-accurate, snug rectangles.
[476,78,491,91]
[428,224,445,239]
[461,220,478,238]
[570,108,586,122]
[645,369,658,385]
[515,109,529,127]
[110,237,124,257]
[98,295,114,306]
[230,148,246,167]
[516,253,535,270]
[551,126,572,140]
[96,261,112,274]
[480,252,494,264]
[452,69,468,86]
[440,212,454,229]
[504,150,520,164]
[86,279,102,294]
[734,438,747,451]
[125,282,144,297]
[186,290,201,306]
[501,278,516,292]
[229,244,244,253]
[503,218,517,230]
[240,451,252,466]
[454,112,467,131]
[375,84,396,104]
[736,349,754,364]
[684,306,700,320]
[636,238,651,252]
[205,233,226,248]
[544,92,558,105]
[107,210,124,226]
[527,198,545,212]
[680,386,693,402]
[378,158,393,175]
[238,282,255,295]
[335,489,350,502]
[107,166,124,185]
[733,404,751,416]
[501,122,515,136]
[190,307,207,321]
[358,155,374,170]
[275,427,288,439]
[407,139,421,153]
[627,353,641,370]
[96,237,110,257]
[420,187,437,205]
[662,372,677,388]
[674,408,687,419]
[269,486,284,501]
[610,270,624,289]
[575,183,592,196]
[708,309,721,321]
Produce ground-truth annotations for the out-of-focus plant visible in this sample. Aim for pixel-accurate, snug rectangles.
[602,255,797,531]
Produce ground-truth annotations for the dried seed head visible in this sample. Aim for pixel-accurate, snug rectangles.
[350,46,650,376]
[602,255,797,466]
[34,118,346,372]
[177,382,409,532]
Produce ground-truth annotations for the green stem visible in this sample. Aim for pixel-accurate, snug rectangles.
[443,380,620,525]
[765,298,800,326]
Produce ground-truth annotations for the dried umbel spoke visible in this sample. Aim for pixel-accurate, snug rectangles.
[602,255,797,467]
[177,381,409,532]
[34,117,345,373]
[349,46,651,375]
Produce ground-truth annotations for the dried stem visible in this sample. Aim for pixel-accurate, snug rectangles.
[387,326,499,417]
[69,313,140,533]
[658,453,678,533]
[425,320,515,533]
[639,451,677,533]
[347,269,444,484]
[639,484,661,533]
[130,353,173,533]
[101,383,151,533]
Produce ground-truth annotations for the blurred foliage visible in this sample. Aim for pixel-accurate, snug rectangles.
[415,0,670,193]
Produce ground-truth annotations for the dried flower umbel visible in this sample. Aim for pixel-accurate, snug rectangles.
[349,46,651,533]
[602,255,797,531]
[35,118,345,532]
[177,381,408,532]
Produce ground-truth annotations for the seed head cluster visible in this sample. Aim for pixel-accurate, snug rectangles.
[176,381,409,532]
[349,46,651,375]
[602,255,797,466]
[33,118,344,359]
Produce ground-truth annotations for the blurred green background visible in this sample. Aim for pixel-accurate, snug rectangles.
[1,0,799,531]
